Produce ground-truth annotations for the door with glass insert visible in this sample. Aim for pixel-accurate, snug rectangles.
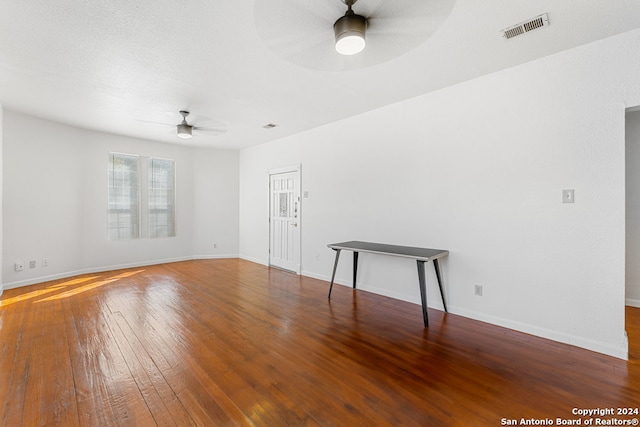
[269,170,300,273]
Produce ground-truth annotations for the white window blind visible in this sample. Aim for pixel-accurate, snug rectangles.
[108,153,140,240]
[148,158,176,238]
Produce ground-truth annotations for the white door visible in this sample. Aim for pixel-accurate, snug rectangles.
[269,168,300,273]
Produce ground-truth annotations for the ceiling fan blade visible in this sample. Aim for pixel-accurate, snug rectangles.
[193,123,227,130]
[191,117,226,126]
[138,120,174,127]
[192,116,228,134]
[193,127,228,136]
[262,29,330,57]
[367,0,456,32]
[254,0,337,59]
[255,0,337,31]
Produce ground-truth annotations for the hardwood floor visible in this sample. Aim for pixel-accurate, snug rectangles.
[1,259,639,426]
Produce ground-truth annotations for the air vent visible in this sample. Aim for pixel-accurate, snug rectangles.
[502,13,549,40]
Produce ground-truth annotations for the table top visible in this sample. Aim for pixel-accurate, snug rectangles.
[327,241,449,262]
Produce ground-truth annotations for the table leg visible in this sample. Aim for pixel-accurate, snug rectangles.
[353,251,359,289]
[328,249,341,299]
[416,260,429,327]
[433,258,447,312]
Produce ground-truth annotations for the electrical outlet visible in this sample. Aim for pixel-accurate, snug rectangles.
[15,261,24,272]
[315,253,320,261]
[474,285,483,296]
[29,260,36,269]
[212,243,217,248]
[562,189,575,203]
[43,258,49,267]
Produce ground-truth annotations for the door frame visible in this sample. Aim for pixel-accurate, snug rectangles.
[268,164,301,274]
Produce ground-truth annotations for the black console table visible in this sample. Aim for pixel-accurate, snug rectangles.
[327,241,449,327]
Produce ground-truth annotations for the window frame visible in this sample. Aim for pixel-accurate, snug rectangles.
[147,157,176,238]
[107,152,141,240]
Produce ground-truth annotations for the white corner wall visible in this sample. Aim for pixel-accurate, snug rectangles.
[191,147,240,258]
[239,29,640,359]
[0,104,3,297]
[2,111,239,289]
[626,110,640,308]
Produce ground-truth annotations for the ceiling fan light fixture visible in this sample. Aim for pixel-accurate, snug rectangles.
[176,110,193,139]
[334,7,366,55]
[176,123,192,139]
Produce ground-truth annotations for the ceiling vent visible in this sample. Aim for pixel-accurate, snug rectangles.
[501,13,549,40]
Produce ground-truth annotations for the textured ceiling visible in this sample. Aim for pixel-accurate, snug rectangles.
[0,1,639,149]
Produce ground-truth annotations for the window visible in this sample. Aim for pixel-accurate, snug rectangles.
[108,154,176,240]
[148,158,176,238]
[108,153,140,240]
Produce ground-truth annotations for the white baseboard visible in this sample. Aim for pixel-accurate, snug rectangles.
[302,270,442,307]
[626,298,640,308]
[450,305,628,360]
[301,270,628,360]
[2,255,239,291]
[301,270,330,283]
[239,254,268,266]
[193,254,240,260]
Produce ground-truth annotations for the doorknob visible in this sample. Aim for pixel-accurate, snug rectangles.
[292,222,298,227]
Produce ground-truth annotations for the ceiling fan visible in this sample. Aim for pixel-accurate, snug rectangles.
[141,110,227,140]
[175,110,227,139]
[254,0,456,71]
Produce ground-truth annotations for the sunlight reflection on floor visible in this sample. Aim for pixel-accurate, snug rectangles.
[34,270,145,303]
[0,270,145,306]
[0,276,100,307]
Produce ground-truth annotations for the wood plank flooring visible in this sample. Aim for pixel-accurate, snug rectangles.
[1,259,639,426]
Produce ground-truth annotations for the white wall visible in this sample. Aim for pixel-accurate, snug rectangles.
[2,111,239,288]
[0,105,3,297]
[191,147,240,257]
[626,110,640,308]
[239,29,640,359]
